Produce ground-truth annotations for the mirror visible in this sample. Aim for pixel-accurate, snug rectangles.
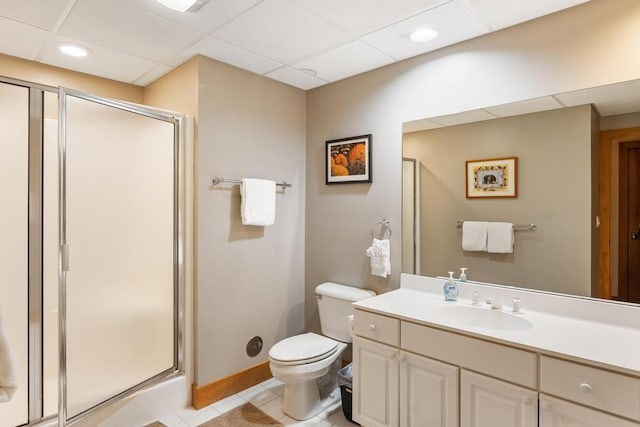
[402,79,640,304]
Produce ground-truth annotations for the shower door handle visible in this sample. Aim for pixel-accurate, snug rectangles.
[61,244,70,271]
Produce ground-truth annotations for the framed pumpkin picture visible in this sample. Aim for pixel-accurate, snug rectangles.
[326,134,372,184]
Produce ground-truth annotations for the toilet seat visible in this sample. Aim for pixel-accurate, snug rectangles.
[269,332,339,365]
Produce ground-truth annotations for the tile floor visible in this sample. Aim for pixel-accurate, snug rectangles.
[156,378,356,427]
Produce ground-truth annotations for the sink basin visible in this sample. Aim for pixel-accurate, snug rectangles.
[437,305,533,331]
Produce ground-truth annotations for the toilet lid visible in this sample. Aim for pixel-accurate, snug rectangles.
[269,332,338,364]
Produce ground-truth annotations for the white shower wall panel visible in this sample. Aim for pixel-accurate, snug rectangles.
[0,82,29,427]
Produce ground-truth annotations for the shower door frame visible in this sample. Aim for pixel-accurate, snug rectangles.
[57,87,185,426]
[0,75,185,427]
[0,75,58,426]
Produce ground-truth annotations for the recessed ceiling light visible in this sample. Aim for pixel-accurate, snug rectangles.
[58,44,89,57]
[156,0,209,12]
[409,28,438,43]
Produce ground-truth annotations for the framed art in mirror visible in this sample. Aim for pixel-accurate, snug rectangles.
[466,156,518,198]
[326,134,372,184]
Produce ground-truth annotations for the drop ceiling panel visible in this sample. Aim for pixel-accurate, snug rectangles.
[0,17,50,60]
[213,0,352,64]
[0,0,71,31]
[430,108,497,126]
[121,0,263,34]
[134,63,174,86]
[555,80,640,116]
[0,0,591,89]
[173,36,282,75]
[361,0,489,60]
[293,40,393,83]
[41,35,161,84]
[403,118,443,133]
[266,66,327,90]
[465,0,589,31]
[484,96,564,117]
[291,0,450,37]
[59,0,203,63]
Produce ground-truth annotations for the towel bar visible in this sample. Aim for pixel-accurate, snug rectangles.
[212,177,292,190]
[456,221,536,231]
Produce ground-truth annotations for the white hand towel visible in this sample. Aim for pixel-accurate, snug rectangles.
[462,221,488,251]
[487,222,515,253]
[0,309,17,402]
[240,178,276,226]
[366,238,391,278]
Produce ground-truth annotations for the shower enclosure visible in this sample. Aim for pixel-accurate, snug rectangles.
[0,77,184,426]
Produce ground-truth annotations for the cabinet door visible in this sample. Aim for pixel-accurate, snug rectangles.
[540,395,640,427]
[461,370,537,427]
[400,351,458,427]
[353,337,399,427]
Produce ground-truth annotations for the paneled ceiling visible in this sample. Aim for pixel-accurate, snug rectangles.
[403,79,640,132]
[0,0,588,90]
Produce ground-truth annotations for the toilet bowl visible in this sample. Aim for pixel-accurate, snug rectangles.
[268,283,375,421]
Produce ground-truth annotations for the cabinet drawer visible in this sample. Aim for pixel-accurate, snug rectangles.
[540,356,640,421]
[402,321,537,388]
[540,395,640,427]
[353,309,400,346]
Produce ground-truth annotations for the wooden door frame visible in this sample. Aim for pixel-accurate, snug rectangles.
[599,127,640,300]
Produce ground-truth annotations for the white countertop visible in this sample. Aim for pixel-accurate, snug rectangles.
[354,275,640,376]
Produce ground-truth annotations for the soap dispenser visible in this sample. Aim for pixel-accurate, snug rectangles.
[459,267,468,282]
[444,271,459,301]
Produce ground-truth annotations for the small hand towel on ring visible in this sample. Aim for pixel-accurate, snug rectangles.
[240,178,276,226]
[366,238,391,278]
[0,307,17,402]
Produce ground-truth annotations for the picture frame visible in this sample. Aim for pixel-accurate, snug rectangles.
[465,157,518,198]
[326,134,372,184]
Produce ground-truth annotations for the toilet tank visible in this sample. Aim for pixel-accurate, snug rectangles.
[316,282,376,343]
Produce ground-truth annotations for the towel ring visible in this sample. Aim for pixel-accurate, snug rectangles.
[371,219,392,239]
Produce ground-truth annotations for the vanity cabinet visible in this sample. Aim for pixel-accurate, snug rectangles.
[461,370,537,427]
[352,309,537,427]
[352,337,399,427]
[352,337,458,427]
[539,356,640,426]
[539,395,639,427]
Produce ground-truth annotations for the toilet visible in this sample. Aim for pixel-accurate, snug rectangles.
[269,282,375,421]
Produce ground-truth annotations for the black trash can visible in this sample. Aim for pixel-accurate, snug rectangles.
[337,363,359,425]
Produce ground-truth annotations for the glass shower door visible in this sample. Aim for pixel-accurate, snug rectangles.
[58,88,181,424]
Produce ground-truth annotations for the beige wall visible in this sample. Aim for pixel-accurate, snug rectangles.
[194,57,306,385]
[146,56,308,386]
[403,105,593,296]
[305,0,640,331]
[0,53,143,102]
[143,57,198,392]
[144,58,199,118]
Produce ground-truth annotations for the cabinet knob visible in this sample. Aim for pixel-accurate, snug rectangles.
[579,382,593,393]
[523,396,534,406]
[369,324,377,331]
[399,355,407,363]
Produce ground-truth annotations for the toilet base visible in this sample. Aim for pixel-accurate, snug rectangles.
[281,358,342,420]
[282,382,341,421]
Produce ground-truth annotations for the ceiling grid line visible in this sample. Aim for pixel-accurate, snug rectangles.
[0,0,592,89]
